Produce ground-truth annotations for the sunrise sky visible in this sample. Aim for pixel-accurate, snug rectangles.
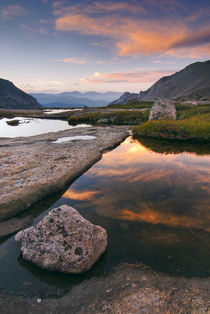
[0,0,210,93]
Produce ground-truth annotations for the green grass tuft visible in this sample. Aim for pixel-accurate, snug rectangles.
[68,110,150,125]
[107,100,153,109]
[175,103,210,119]
[132,113,210,141]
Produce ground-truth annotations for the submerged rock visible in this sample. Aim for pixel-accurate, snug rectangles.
[149,98,176,121]
[15,205,107,273]
[6,119,19,126]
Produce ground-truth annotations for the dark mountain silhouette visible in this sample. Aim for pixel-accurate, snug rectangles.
[0,78,41,109]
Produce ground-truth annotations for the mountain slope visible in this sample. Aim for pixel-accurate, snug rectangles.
[110,92,139,105]
[111,60,210,104]
[139,60,210,101]
[31,91,122,108]
[0,78,41,109]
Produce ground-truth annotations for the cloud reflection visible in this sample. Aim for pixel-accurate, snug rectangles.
[67,137,210,232]
[63,189,99,201]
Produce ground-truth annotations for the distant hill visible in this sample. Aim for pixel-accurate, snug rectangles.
[111,60,210,104]
[109,92,139,105]
[0,78,41,109]
[31,91,122,108]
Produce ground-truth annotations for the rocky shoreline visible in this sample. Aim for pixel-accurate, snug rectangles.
[0,125,129,232]
[0,263,209,313]
[1,123,209,313]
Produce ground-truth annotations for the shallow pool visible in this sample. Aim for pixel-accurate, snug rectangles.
[0,117,89,138]
[0,137,209,297]
[43,109,82,114]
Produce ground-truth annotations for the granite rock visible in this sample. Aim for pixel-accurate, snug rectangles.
[149,98,176,121]
[15,205,107,273]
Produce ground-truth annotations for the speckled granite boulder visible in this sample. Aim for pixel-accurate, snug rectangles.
[149,98,176,120]
[15,205,107,273]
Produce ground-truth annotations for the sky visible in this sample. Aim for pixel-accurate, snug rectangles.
[0,0,210,94]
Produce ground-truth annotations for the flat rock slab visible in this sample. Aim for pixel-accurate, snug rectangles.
[0,263,209,313]
[0,126,129,221]
[15,205,107,273]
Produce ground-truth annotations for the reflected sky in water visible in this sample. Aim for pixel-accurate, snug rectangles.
[64,138,210,231]
[0,117,89,137]
[0,137,209,297]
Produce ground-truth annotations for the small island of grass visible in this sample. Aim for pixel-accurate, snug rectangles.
[133,103,210,142]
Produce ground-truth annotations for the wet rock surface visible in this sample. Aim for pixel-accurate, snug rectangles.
[15,205,107,273]
[0,125,129,221]
[0,263,209,313]
[149,98,176,121]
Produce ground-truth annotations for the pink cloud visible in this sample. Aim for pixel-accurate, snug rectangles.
[39,28,48,35]
[80,69,175,84]
[59,57,87,64]
[53,1,210,58]
[1,4,27,20]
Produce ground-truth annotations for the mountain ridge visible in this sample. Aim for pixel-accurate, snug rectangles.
[0,78,41,109]
[111,60,210,105]
[31,91,122,108]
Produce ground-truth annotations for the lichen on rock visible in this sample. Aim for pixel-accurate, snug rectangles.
[149,98,176,121]
[15,205,107,273]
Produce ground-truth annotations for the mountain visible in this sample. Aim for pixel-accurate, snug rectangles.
[0,78,41,109]
[111,60,210,104]
[109,92,139,105]
[31,91,122,108]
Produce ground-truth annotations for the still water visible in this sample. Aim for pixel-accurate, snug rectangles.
[43,109,82,114]
[0,137,209,297]
[0,117,88,138]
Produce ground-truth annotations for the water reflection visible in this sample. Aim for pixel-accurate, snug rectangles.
[0,137,209,296]
[73,138,210,232]
[43,109,82,115]
[0,117,89,138]
[135,137,210,156]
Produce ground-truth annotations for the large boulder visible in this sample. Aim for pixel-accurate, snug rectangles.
[15,205,107,273]
[149,98,176,121]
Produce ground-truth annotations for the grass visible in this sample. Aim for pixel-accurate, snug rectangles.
[133,113,210,141]
[68,110,150,125]
[175,103,210,119]
[107,100,153,109]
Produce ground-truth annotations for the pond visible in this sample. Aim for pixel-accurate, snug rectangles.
[43,109,82,114]
[0,117,89,138]
[0,137,209,298]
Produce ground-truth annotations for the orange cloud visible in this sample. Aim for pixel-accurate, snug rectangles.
[59,57,87,64]
[53,1,210,58]
[1,5,27,20]
[80,69,175,84]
